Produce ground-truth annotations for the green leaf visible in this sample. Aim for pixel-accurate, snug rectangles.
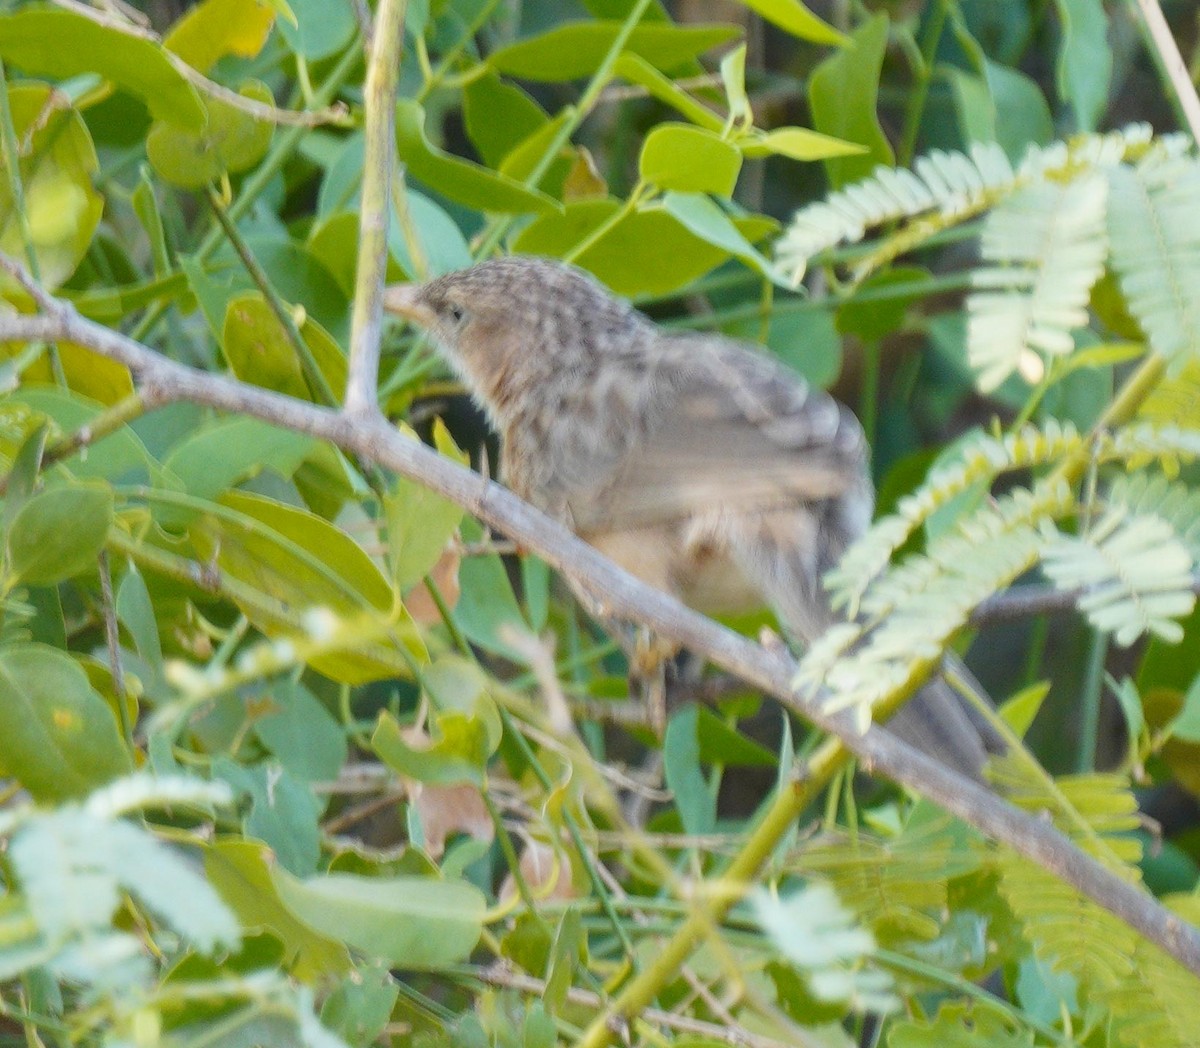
[220,293,348,403]
[659,192,781,282]
[462,71,549,168]
[0,85,104,293]
[385,477,464,595]
[132,169,170,278]
[10,387,153,481]
[515,198,775,297]
[188,490,424,683]
[204,839,350,979]
[488,20,740,81]
[372,710,488,786]
[735,0,844,44]
[998,681,1050,739]
[276,0,355,60]
[694,707,778,767]
[740,126,866,161]
[611,53,723,132]
[1054,0,1110,133]
[321,964,399,1046]
[395,100,559,216]
[889,1001,1034,1047]
[254,681,349,783]
[0,643,131,801]
[162,415,315,515]
[664,705,715,835]
[985,61,1054,159]
[943,66,995,146]
[163,0,277,74]
[452,521,531,660]
[147,80,275,189]
[808,13,893,188]
[270,868,486,967]
[215,759,322,876]
[116,564,163,675]
[7,482,113,587]
[0,9,205,129]
[638,124,742,196]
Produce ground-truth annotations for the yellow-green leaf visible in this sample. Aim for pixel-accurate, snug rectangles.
[0,85,104,293]
[0,9,205,129]
[0,644,131,801]
[639,124,742,196]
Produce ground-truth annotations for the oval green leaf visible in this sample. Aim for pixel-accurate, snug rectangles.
[741,126,867,161]
[489,21,740,81]
[639,124,742,195]
[0,9,205,129]
[147,81,275,189]
[271,868,486,968]
[164,0,277,75]
[808,13,893,188]
[395,101,558,216]
[0,643,131,801]
[515,199,772,297]
[0,85,104,293]
[221,293,348,402]
[7,482,114,587]
[187,490,425,682]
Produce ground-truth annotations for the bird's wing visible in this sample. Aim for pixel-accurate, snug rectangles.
[568,335,869,535]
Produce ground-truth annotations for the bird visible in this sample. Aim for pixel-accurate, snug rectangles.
[383,256,1003,780]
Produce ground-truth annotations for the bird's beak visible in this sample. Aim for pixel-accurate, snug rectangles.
[383,283,436,328]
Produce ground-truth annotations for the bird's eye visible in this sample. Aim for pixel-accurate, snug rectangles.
[445,303,467,324]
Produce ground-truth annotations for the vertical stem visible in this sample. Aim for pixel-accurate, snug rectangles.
[1077,629,1108,772]
[1133,0,1200,144]
[345,0,409,416]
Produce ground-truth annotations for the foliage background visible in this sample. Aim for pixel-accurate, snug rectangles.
[0,0,1199,1046]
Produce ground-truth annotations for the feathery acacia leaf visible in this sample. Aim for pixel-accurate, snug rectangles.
[827,422,1085,615]
[967,174,1108,391]
[1039,508,1195,646]
[1108,152,1200,371]
[804,481,1074,725]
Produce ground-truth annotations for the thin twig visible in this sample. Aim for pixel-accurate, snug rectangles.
[1134,0,1200,144]
[344,0,407,416]
[0,255,1197,990]
[971,574,1200,627]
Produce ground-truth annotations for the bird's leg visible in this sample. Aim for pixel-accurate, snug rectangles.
[632,625,678,736]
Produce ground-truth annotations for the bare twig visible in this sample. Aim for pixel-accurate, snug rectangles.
[344,0,408,416]
[972,574,1200,627]
[0,272,1196,983]
[1134,0,1200,144]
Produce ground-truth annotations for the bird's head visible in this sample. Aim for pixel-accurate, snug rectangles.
[384,257,648,418]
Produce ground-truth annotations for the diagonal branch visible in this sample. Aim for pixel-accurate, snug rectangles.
[0,273,1197,993]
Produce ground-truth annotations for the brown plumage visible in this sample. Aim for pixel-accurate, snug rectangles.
[384,256,1002,780]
